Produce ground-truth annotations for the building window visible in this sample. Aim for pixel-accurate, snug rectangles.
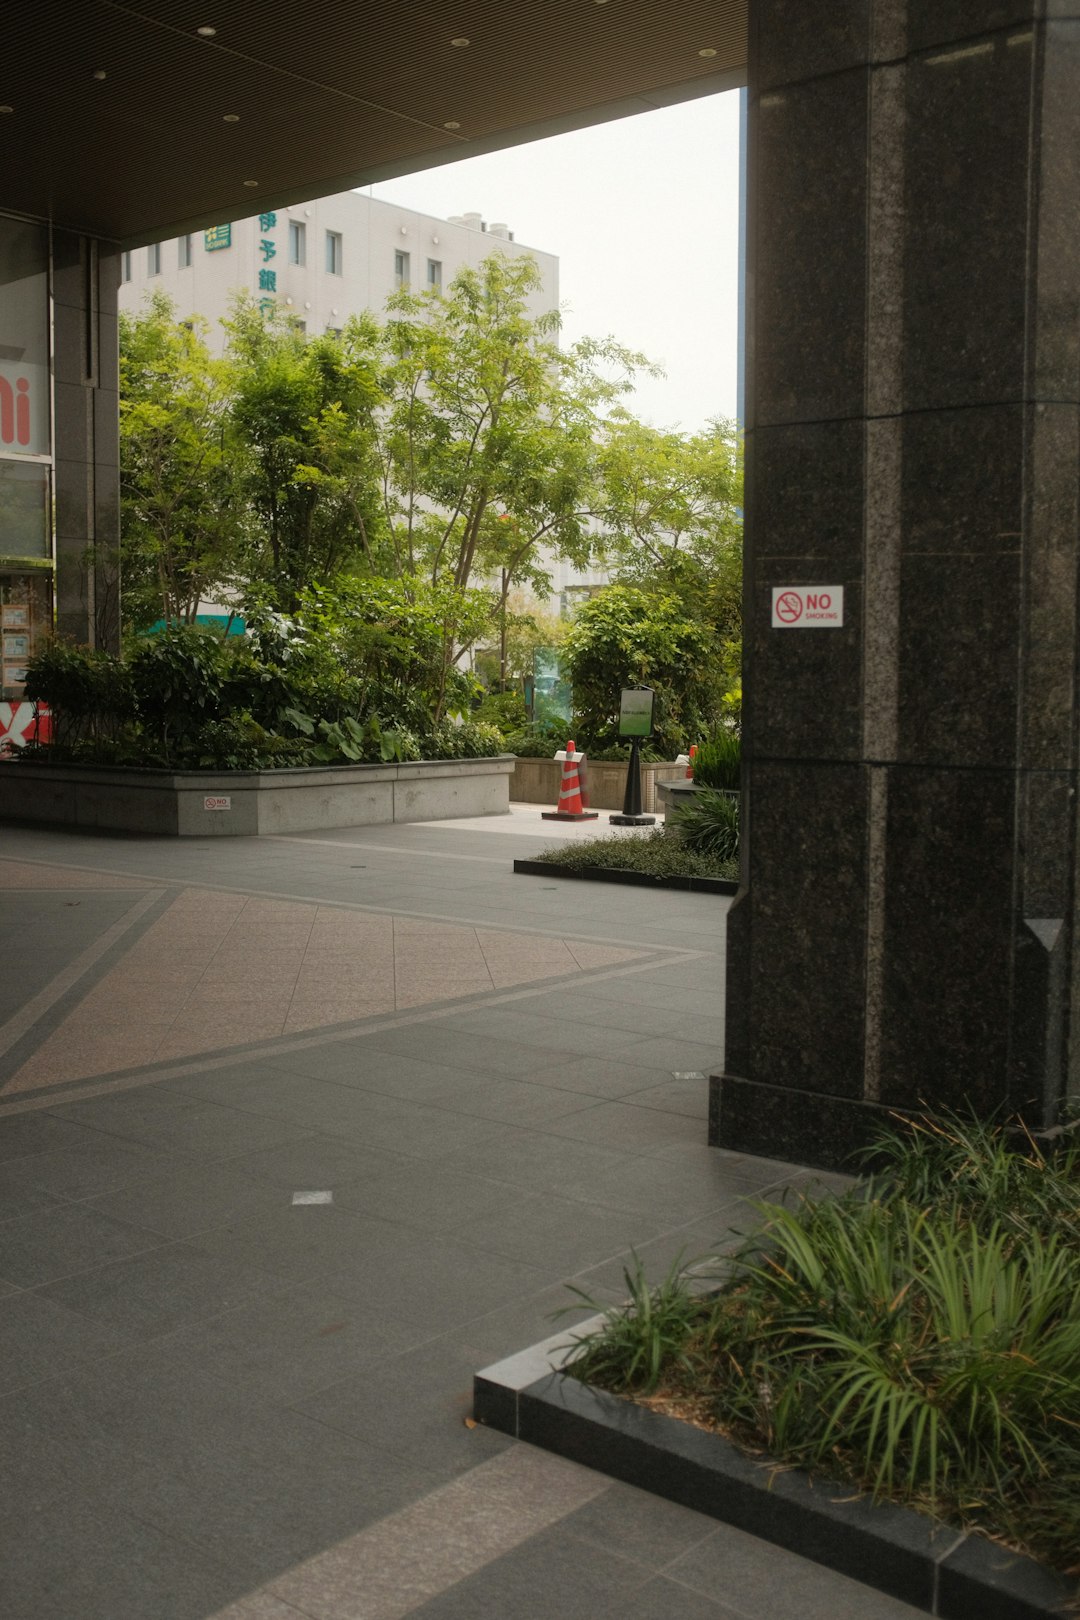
[325,230,342,274]
[394,250,410,288]
[325,325,341,338]
[427,258,442,290]
[289,220,306,266]
[147,242,161,276]
[121,250,132,283]
[178,234,193,269]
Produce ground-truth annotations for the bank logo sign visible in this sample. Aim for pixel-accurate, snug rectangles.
[0,361,49,455]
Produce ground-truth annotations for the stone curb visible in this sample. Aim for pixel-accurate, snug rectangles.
[473,1330,1076,1620]
[512,858,738,895]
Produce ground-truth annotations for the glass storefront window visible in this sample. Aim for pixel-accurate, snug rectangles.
[0,217,50,459]
[0,459,49,559]
[2,571,50,702]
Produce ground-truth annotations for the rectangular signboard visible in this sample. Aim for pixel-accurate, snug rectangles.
[203,796,232,811]
[771,586,845,628]
[618,686,655,738]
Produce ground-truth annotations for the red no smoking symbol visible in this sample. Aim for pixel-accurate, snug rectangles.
[776,591,803,623]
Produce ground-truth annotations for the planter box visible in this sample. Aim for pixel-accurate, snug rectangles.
[510,756,677,813]
[513,857,737,895]
[657,781,740,825]
[474,1332,1077,1620]
[0,755,515,837]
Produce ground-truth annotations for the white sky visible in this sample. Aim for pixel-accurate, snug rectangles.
[369,89,742,435]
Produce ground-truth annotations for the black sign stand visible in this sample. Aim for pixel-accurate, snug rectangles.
[610,734,656,825]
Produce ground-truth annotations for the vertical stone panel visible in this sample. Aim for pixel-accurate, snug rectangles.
[753,70,869,425]
[903,32,1032,411]
[51,230,121,650]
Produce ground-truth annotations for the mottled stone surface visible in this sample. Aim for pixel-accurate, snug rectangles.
[720,1,1080,1167]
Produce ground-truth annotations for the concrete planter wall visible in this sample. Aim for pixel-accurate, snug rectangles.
[510,756,677,813]
[0,755,515,837]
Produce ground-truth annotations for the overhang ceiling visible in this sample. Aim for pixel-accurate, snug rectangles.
[5,2,747,248]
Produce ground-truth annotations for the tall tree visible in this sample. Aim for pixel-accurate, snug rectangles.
[225,300,385,609]
[119,292,246,632]
[370,253,651,611]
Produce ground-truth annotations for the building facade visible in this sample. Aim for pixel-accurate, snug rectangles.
[119,192,559,346]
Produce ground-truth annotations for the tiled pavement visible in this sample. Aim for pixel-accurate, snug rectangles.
[0,808,928,1620]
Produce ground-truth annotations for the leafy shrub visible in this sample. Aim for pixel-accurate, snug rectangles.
[128,625,232,758]
[562,584,715,756]
[671,788,739,862]
[472,688,528,738]
[175,715,314,770]
[691,728,740,791]
[562,1114,1080,1576]
[421,719,504,759]
[22,639,132,752]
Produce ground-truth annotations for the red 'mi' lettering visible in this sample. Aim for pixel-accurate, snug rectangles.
[0,375,31,445]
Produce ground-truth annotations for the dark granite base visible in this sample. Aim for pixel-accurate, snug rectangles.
[711,1073,1077,1174]
[513,859,737,895]
[473,1357,1077,1620]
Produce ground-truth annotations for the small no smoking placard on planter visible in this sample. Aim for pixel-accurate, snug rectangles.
[771,586,844,628]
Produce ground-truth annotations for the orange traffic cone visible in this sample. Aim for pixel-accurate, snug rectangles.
[542,740,599,821]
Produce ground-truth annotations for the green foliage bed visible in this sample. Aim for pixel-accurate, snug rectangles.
[562,1115,1080,1577]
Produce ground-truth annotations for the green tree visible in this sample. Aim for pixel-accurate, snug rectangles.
[596,414,744,725]
[369,253,649,608]
[225,300,385,608]
[561,584,716,756]
[119,292,247,633]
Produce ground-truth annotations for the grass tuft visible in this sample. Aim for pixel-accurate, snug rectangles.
[532,827,738,881]
[560,1112,1080,1577]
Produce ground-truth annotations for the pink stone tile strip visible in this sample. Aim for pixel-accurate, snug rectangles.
[4,884,655,1094]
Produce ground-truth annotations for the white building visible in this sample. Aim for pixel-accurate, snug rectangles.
[119,191,559,346]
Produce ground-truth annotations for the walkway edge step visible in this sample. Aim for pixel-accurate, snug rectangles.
[473,1339,1075,1620]
[512,858,738,895]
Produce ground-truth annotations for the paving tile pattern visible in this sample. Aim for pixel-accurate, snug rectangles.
[0,814,920,1620]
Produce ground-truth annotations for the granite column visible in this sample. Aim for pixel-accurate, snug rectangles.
[714,1,1080,1167]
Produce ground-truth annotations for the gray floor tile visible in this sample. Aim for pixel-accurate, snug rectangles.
[665,1519,932,1620]
[561,1480,721,1568]
[37,1236,286,1339]
[517,1053,680,1099]
[538,1099,704,1155]
[225,1131,407,1189]
[406,1519,651,1619]
[1,1484,254,1620]
[329,1158,526,1233]
[84,1158,288,1239]
[0,1289,131,1394]
[451,1191,664,1276]
[0,1112,106,1163]
[0,1135,197,1201]
[293,1336,520,1478]
[437,1121,634,1195]
[0,1202,162,1288]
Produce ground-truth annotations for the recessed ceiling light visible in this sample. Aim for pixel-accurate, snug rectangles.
[243,179,259,187]
[450,37,469,48]
[196,25,217,37]
[223,113,240,122]
[698,47,717,57]
[92,70,107,81]
[443,120,460,130]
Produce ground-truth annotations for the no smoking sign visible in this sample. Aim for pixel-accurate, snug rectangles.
[771,586,844,628]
